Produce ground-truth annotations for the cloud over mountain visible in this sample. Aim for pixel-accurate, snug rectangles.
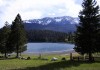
[0,0,82,28]
[0,0,100,28]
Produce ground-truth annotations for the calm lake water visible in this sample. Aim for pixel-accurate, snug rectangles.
[24,43,74,54]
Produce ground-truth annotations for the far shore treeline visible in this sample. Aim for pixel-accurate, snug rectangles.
[26,30,74,43]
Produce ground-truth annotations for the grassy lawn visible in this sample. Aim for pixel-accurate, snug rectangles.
[0,54,100,70]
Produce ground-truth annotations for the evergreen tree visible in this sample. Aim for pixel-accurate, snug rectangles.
[10,14,27,58]
[19,45,27,56]
[74,0,100,61]
[0,22,11,58]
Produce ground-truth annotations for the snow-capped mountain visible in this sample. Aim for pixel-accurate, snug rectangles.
[24,16,79,33]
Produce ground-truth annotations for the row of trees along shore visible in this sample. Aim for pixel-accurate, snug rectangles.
[26,30,74,43]
[0,14,27,58]
[74,0,100,61]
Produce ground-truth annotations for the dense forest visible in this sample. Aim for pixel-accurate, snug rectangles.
[26,30,74,43]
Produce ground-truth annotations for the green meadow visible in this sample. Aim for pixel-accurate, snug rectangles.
[0,54,100,70]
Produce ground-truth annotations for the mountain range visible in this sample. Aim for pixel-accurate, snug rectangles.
[23,16,79,33]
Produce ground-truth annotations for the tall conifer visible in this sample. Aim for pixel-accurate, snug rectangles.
[10,14,27,58]
[74,0,100,61]
[0,22,10,58]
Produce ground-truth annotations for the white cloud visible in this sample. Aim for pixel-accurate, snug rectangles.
[63,0,82,17]
[0,0,100,28]
[97,0,100,4]
[0,0,3,6]
[21,10,42,19]
[48,13,56,16]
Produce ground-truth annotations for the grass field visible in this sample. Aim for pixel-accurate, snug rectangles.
[0,53,100,70]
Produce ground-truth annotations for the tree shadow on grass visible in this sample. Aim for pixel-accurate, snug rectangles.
[0,57,17,60]
[11,60,100,70]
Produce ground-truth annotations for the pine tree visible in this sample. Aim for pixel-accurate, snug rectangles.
[10,14,27,58]
[74,0,100,61]
[19,45,27,56]
[0,22,11,58]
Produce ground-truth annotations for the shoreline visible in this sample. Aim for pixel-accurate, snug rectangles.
[22,49,76,55]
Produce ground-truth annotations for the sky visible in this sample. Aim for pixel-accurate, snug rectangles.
[0,0,100,28]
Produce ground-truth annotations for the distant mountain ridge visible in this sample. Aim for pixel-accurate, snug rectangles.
[23,16,79,33]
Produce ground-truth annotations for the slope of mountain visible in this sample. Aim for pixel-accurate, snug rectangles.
[23,16,78,33]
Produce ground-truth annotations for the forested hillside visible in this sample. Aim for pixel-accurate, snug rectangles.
[26,30,74,43]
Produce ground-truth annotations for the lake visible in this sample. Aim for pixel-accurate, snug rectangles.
[24,43,74,54]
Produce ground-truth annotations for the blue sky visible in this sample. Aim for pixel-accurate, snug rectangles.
[0,0,100,28]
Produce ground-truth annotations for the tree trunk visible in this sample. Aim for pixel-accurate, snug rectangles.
[4,52,7,58]
[70,53,72,61]
[16,52,19,58]
[16,45,19,58]
[89,52,92,62]
[4,48,7,58]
